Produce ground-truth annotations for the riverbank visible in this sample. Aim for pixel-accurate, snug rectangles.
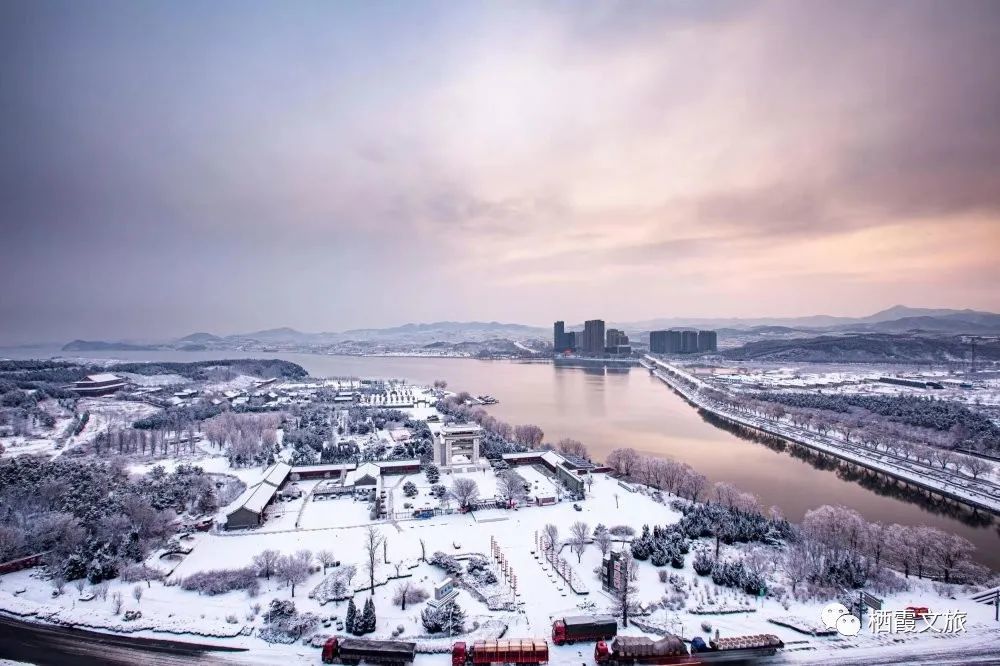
[3,347,998,568]
[641,355,1000,516]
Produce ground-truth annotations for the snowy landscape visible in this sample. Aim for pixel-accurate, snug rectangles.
[4,1,1000,663]
[1,357,999,664]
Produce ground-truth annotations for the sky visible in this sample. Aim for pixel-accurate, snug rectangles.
[1,0,999,344]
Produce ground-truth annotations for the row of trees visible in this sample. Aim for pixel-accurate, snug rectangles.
[791,505,985,587]
[92,427,199,457]
[719,389,1000,454]
[710,390,996,478]
[202,412,282,468]
[604,447,709,501]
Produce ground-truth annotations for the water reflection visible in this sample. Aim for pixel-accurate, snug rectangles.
[699,410,995,529]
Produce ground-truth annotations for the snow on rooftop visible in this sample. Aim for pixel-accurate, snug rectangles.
[84,373,122,383]
[261,462,292,487]
[376,459,420,468]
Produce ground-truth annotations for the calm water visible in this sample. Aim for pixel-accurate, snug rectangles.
[5,347,998,568]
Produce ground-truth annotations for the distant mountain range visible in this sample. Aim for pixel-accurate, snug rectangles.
[59,306,1000,352]
[617,305,1000,334]
[720,333,1000,363]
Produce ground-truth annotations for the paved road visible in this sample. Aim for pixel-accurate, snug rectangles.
[0,614,248,665]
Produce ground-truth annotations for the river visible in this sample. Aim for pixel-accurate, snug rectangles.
[4,347,998,568]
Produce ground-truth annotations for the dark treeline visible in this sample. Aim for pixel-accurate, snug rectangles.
[752,391,999,448]
[0,358,306,390]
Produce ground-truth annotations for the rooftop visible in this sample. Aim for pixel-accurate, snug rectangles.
[81,373,122,384]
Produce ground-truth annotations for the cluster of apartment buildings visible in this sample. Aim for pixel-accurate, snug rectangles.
[649,329,717,354]
[554,319,718,356]
[553,319,631,356]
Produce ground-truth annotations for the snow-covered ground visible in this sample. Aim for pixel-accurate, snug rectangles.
[3,471,998,665]
[3,377,999,665]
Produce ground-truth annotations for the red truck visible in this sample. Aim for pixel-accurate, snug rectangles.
[322,637,416,665]
[594,633,783,665]
[552,616,618,645]
[452,639,549,666]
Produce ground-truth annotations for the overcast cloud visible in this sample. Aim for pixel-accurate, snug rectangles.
[1,0,998,343]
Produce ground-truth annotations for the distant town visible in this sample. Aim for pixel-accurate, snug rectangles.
[553,319,718,358]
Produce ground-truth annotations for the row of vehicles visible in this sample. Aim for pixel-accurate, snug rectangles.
[322,615,784,665]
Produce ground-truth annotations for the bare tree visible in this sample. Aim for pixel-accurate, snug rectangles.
[276,550,312,597]
[364,526,385,596]
[111,591,123,615]
[317,549,337,573]
[965,457,992,480]
[865,521,889,567]
[556,438,588,459]
[513,424,544,448]
[803,505,867,556]
[605,448,640,477]
[543,523,559,552]
[253,549,281,580]
[394,580,411,610]
[782,540,814,592]
[713,482,741,509]
[570,521,589,563]
[419,538,427,562]
[448,478,480,510]
[929,528,976,583]
[132,585,143,605]
[495,471,527,507]
[50,575,66,596]
[594,529,612,557]
[679,468,708,502]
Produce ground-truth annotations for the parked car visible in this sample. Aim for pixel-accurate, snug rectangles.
[573,504,582,511]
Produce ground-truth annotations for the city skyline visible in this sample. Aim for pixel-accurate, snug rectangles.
[2,1,999,345]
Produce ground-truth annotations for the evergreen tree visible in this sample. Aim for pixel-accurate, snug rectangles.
[345,597,358,635]
[360,597,377,634]
[441,601,465,635]
[421,601,465,635]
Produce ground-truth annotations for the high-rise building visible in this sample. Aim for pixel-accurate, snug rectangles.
[697,330,718,352]
[582,319,606,355]
[605,328,631,355]
[681,331,699,353]
[606,328,628,347]
[565,331,577,351]
[553,321,565,351]
[649,330,667,353]
[666,330,684,353]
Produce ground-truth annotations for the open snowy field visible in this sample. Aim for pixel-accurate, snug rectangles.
[3,470,998,665]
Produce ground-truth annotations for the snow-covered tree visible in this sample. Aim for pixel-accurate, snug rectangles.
[964,457,992,480]
[276,551,312,597]
[345,597,358,633]
[495,470,527,506]
[449,478,480,510]
[253,549,281,580]
[570,521,589,563]
[543,523,559,552]
[422,601,465,635]
[358,597,377,634]
[317,549,337,573]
